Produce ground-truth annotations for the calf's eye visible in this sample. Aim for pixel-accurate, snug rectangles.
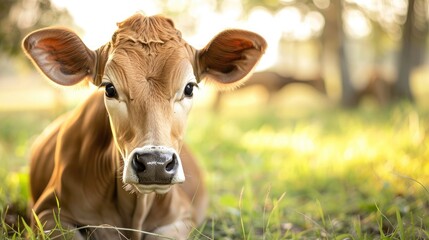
[184,82,197,97]
[105,83,117,98]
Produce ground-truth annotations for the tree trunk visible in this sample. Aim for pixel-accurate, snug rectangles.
[321,0,357,107]
[394,0,427,101]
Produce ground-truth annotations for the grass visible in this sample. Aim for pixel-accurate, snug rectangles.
[1,98,429,239]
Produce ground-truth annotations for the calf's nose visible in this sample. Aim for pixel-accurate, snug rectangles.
[132,148,179,184]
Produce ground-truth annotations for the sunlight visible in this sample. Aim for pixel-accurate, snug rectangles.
[275,6,302,37]
[305,11,325,37]
[246,7,280,71]
[166,0,187,13]
[241,126,316,153]
[313,0,330,9]
[4,1,429,238]
[274,6,325,40]
[342,135,376,161]
[52,0,162,48]
[343,8,372,38]
[51,0,280,71]
[221,0,243,20]
[12,0,39,29]
[348,0,408,39]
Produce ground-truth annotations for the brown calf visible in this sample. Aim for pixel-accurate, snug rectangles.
[23,13,266,239]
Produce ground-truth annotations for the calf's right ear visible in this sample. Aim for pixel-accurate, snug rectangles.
[22,27,97,86]
[197,29,267,90]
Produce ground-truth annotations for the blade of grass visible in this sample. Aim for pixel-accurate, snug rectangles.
[22,217,34,240]
[189,223,212,240]
[375,201,396,237]
[424,229,429,239]
[353,216,363,239]
[295,210,328,237]
[32,209,46,240]
[375,203,386,238]
[1,207,10,236]
[393,172,429,195]
[211,216,214,240]
[262,186,271,239]
[317,200,326,228]
[265,192,285,236]
[238,187,246,240]
[70,225,176,240]
[396,209,405,240]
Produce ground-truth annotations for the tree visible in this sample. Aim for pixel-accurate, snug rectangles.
[319,0,357,107]
[394,0,428,101]
[322,0,428,106]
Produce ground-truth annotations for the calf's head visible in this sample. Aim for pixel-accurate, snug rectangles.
[22,13,266,194]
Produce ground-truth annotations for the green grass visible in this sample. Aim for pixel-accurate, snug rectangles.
[1,101,429,239]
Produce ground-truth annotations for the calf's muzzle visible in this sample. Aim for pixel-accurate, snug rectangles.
[131,146,183,185]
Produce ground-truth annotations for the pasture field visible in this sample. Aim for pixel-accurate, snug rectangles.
[0,97,429,239]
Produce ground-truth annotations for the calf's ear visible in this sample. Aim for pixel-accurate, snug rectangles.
[197,29,267,89]
[22,27,97,86]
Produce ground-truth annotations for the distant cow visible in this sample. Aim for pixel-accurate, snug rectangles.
[213,71,326,109]
[23,13,266,239]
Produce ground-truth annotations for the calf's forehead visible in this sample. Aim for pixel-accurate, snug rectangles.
[97,14,199,99]
[105,45,194,97]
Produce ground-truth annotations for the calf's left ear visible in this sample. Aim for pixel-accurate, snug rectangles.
[22,27,97,86]
[197,29,267,89]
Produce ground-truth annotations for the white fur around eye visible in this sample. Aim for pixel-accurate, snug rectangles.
[172,62,196,120]
[106,99,128,118]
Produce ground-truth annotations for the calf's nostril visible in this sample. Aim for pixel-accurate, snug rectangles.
[165,154,177,173]
[133,153,146,172]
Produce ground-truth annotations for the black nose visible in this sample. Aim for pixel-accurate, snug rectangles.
[132,148,178,184]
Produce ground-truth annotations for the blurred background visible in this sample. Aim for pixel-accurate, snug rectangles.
[2,0,429,238]
[1,0,429,111]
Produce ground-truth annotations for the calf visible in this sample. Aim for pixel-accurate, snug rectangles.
[23,13,266,239]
